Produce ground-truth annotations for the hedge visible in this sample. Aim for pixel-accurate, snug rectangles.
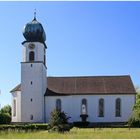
[0,124,49,131]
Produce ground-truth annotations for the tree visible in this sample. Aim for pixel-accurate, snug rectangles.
[0,105,11,115]
[128,86,140,126]
[0,113,11,124]
[0,105,11,124]
[49,109,71,132]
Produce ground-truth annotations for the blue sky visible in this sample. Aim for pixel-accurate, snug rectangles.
[0,1,140,107]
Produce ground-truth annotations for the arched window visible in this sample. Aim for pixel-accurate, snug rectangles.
[99,98,104,117]
[13,99,16,117]
[29,51,35,61]
[81,98,87,114]
[56,99,61,111]
[44,55,46,65]
[115,98,121,117]
[30,114,33,120]
[44,48,46,65]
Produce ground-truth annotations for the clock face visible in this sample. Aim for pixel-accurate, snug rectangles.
[28,43,35,50]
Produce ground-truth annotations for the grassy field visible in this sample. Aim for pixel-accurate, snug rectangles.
[0,127,140,139]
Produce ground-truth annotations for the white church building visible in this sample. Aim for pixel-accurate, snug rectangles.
[10,15,136,123]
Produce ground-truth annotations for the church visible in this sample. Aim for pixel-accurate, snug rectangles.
[10,14,136,123]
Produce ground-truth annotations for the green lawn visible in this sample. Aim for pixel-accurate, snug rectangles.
[0,127,140,139]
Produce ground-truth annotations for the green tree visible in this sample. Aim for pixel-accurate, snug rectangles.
[128,86,140,126]
[0,113,11,124]
[0,105,11,124]
[49,109,71,132]
[0,105,11,115]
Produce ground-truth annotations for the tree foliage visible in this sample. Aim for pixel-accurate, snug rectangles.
[0,113,11,124]
[0,105,11,115]
[128,86,140,126]
[49,109,71,132]
[0,105,11,124]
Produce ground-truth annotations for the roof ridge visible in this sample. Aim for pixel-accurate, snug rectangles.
[47,75,130,78]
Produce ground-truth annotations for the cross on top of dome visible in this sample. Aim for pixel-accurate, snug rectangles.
[33,9,37,21]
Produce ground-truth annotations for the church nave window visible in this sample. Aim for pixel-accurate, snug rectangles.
[115,98,121,117]
[29,51,35,61]
[56,99,61,111]
[30,114,33,120]
[81,98,87,114]
[13,99,16,117]
[98,98,104,117]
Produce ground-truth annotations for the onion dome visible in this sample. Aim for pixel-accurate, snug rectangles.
[22,13,46,43]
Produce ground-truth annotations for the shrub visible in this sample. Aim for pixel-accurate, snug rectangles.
[32,124,49,130]
[0,124,49,131]
[0,113,11,124]
[50,124,72,133]
[49,109,71,132]
[128,116,140,127]
[128,92,140,127]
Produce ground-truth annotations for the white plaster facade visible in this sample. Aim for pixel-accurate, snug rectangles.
[21,62,46,122]
[22,42,46,63]
[11,91,21,122]
[11,41,47,123]
[12,90,135,123]
[45,94,135,123]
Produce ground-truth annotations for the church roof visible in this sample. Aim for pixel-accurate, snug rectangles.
[10,75,136,95]
[45,75,136,96]
[10,84,21,93]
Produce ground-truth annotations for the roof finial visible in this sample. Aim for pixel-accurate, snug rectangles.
[34,9,36,20]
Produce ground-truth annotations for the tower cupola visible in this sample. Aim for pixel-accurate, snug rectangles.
[22,12,46,43]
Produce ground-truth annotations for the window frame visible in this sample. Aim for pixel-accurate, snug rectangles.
[13,99,16,117]
[30,114,33,120]
[29,51,35,61]
[56,99,61,111]
[115,98,121,117]
[98,98,104,117]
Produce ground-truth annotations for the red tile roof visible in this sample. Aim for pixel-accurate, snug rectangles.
[10,75,136,95]
[45,75,136,95]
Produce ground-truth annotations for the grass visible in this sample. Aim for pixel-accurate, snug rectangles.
[0,127,140,139]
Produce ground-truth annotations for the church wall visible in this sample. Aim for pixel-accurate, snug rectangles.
[45,94,135,123]
[21,63,46,122]
[42,67,47,122]
[11,91,21,122]
[22,42,45,62]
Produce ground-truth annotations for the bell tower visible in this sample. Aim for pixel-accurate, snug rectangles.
[20,13,47,122]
